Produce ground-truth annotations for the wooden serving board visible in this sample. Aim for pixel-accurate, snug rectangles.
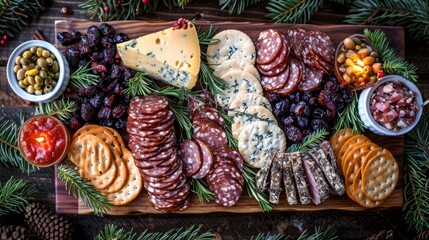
[54,20,405,215]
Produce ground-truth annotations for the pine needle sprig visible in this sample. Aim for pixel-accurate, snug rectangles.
[0,177,39,216]
[94,224,136,240]
[328,0,352,4]
[333,92,366,134]
[364,29,418,82]
[34,97,76,121]
[297,225,338,240]
[190,178,214,203]
[287,128,329,153]
[266,0,324,23]
[403,108,429,233]
[200,55,227,97]
[219,0,263,15]
[250,232,286,240]
[243,163,273,212]
[57,165,113,217]
[168,99,192,141]
[0,117,37,173]
[69,64,100,89]
[197,26,220,46]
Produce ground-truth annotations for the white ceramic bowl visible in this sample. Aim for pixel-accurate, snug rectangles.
[6,40,70,103]
[358,75,423,136]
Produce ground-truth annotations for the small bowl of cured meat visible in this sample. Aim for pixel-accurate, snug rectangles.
[358,75,424,136]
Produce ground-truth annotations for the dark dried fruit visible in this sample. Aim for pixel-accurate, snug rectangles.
[296,116,308,128]
[99,23,115,37]
[112,105,127,118]
[311,119,329,130]
[87,26,101,48]
[282,116,295,126]
[67,117,81,130]
[89,92,104,108]
[103,48,116,64]
[57,32,79,46]
[84,86,97,98]
[274,99,289,116]
[81,103,95,122]
[114,119,127,129]
[97,106,112,119]
[101,36,113,48]
[284,125,304,143]
[113,33,129,43]
[104,93,117,107]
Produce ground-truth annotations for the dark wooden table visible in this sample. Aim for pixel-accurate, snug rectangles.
[1,1,428,239]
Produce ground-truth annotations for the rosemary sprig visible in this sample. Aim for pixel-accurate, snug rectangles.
[69,64,100,89]
[364,28,418,82]
[220,111,238,149]
[197,26,220,46]
[94,224,136,240]
[297,225,338,240]
[243,163,273,212]
[34,97,76,121]
[250,233,285,240]
[168,99,192,141]
[199,57,227,99]
[0,117,37,173]
[333,91,365,134]
[0,177,39,216]
[287,128,329,153]
[190,178,214,203]
[57,165,112,216]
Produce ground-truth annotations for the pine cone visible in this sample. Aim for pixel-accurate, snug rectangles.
[0,225,31,240]
[414,230,429,240]
[24,203,73,240]
[366,230,394,240]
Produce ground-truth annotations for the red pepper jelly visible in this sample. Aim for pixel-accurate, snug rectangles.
[18,115,70,167]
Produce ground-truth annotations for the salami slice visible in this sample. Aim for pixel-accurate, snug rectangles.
[260,64,290,91]
[308,31,335,64]
[192,105,226,128]
[179,140,203,177]
[193,118,227,150]
[211,177,242,207]
[129,95,169,115]
[256,29,283,65]
[275,57,303,96]
[192,139,214,179]
[298,66,323,92]
[258,37,288,72]
[215,147,244,172]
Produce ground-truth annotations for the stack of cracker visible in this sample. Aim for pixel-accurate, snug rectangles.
[330,129,399,208]
[68,125,142,206]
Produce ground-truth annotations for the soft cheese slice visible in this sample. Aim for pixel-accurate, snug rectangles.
[117,25,200,89]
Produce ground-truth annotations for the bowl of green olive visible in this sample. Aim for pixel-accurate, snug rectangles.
[6,40,70,103]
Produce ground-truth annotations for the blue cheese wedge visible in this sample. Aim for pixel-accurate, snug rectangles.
[232,105,277,139]
[217,70,263,107]
[228,93,272,116]
[238,121,286,169]
[206,29,256,68]
[116,24,200,89]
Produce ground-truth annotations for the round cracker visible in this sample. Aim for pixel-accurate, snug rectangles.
[72,125,123,155]
[341,142,378,175]
[337,135,370,167]
[101,148,128,193]
[344,162,359,200]
[360,148,391,174]
[330,128,354,163]
[68,134,112,176]
[232,105,277,139]
[213,59,260,81]
[106,148,143,206]
[353,169,383,208]
[361,149,399,201]
[79,158,118,190]
[238,121,286,168]
[228,93,272,116]
[217,70,263,107]
[207,29,256,68]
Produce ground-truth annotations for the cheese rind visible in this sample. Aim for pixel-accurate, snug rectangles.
[117,26,201,89]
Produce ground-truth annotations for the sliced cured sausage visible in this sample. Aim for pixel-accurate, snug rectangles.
[298,66,323,92]
[260,66,289,91]
[193,118,228,150]
[275,57,303,96]
[179,140,203,177]
[192,139,214,179]
[256,29,283,65]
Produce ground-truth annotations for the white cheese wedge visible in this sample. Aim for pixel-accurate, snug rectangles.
[116,25,201,89]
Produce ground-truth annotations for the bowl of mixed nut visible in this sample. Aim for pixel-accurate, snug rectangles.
[358,75,423,136]
[7,40,70,103]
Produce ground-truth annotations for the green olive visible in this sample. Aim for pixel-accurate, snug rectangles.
[37,58,48,69]
[363,66,372,74]
[22,50,32,59]
[44,76,52,85]
[43,85,53,94]
[343,38,355,50]
[35,89,43,95]
[336,53,346,63]
[354,45,361,51]
[33,84,42,90]
[36,48,44,57]
[13,65,21,73]
[23,63,35,71]
[27,76,35,85]
[362,56,375,66]
[20,58,29,66]
[23,78,29,86]
[46,57,54,66]
[16,68,26,80]
[15,56,22,65]
[50,53,56,60]
[52,80,57,86]
[26,85,35,94]
[48,72,54,78]
[54,72,59,80]
[370,51,378,58]
[343,73,352,83]
[30,47,37,54]
[361,43,367,48]
[35,75,44,85]
[18,80,26,88]
[35,65,41,70]
[42,50,50,58]
[52,61,59,73]
[39,69,48,79]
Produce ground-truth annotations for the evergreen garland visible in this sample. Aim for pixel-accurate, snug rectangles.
[266,0,324,23]
[0,177,39,216]
[219,0,263,15]
[0,0,46,44]
[35,97,76,121]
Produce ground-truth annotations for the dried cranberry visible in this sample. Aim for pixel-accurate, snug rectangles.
[89,92,104,108]
[282,116,295,126]
[294,103,306,116]
[274,99,289,116]
[113,33,129,43]
[99,23,115,37]
[110,64,121,79]
[284,125,304,143]
[87,25,101,48]
[112,105,127,118]
[114,119,127,129]
[81,103,95,122]
[104,93,117,107]
[311,119,329,131]
[318,90,326,106]
[97,106,112,119]
[296,116,308,128]
[67,117,81,130]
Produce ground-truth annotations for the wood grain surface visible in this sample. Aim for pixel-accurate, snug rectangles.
[0,1,426,239]
[54,20,404,215]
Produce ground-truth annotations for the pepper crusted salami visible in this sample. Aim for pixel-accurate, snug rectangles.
[178,140,203,177]
[193,118,227,150]
[256,29,283,65]
[260,66,290,91]
[257,34,289,72]
[298,66,323,92]
[192,139,214,179]
[275,57,303,96]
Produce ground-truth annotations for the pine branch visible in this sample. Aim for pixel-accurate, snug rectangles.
[333,91,366,134]
[57,165,113,217]
[328,0,352,4]
[69,64,100,89]
[243,163,273,212]
[297,225,338,240]
[0,177,39,216]
[0,117,37,173]
[250,233,286,240]
[219,0,263,15]
[168,99,192,141]
[197,26,220,46]
[364,28,418,82]
[190,178,214,203]
[403,108,429,233]
[287,128,329,153]
[266,0,323,23]
[35,97,76,121]
[94,224,136,240]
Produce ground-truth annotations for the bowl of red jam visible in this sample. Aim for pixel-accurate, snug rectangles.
[358,75,423,136]
[18,115,70,167]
